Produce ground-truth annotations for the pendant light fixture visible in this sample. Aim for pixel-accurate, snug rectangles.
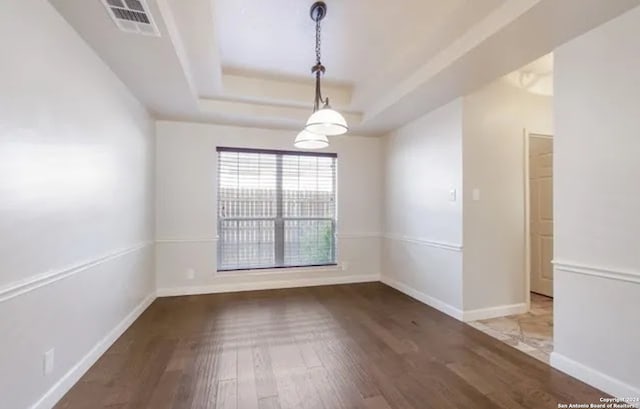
[295,1,347,149]
[294,130,329,149]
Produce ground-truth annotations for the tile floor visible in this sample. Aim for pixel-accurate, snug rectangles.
[468,293,553,363]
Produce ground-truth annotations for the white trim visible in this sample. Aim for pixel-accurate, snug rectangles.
[380,277,464,321]
[0,241,153,303]
[551,352,640,406]
[524,130,555,301]
[157,274,380,297]
[553,261,640,285]
[523,128,532,308]
[382,233,463,252]
[381,277,527,322]
[529,133,553,140]
[336,232,382,239]
[462,303,528,322]
[213,265,341,278]
[157,234,381,243]
[29,293,156,409]
[155,237,218,244]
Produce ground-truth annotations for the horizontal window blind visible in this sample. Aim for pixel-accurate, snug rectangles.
[217,147,337,271]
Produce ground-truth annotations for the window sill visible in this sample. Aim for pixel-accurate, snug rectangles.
[215,264,339,277]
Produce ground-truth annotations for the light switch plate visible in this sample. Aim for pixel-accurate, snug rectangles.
[44,348,54,376]
[472,188,481,201]
[449,189,457,202]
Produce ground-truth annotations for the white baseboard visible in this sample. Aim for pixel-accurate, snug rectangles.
[380,276,464,321]
[462,302,528,322]
[380,277,528,322]
[156,274,381,297]
[551,352,640,406]
[30,293,156,409]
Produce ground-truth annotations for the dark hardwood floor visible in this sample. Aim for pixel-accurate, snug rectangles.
[55,283,604,409]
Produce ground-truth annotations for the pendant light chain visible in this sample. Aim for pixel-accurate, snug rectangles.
[315,17,322,65]
[312,15,326,112]
[312,11,327,112]
[296,1,348,147]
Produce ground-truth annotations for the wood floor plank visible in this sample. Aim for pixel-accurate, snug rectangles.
[307,367,346,409]
[237,347,259,409]
[218,348,238,381]
[54,283,608,409]
[188,339,221,408]
[445,362,496,396]
[216,379,238,409]
[274,370,303,409]
[364,396,393,409]
[145,370,181,409]
[258,397,282,409]
[294,335,323,368]
[124,338,177,409]
[290,368,325,409]
[269,343,306,374]
[253,344,279,399]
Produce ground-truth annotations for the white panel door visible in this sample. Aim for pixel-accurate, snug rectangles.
[530,136,554,297]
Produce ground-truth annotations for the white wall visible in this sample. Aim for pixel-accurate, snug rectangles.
[462,79,553,312]
[155,121,382,294]
[380,84,553,319]
[552,5,640,399]
[0,1,156,408]
[381,100,464,316]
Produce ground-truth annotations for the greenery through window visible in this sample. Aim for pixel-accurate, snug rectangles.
[217,147,337,271]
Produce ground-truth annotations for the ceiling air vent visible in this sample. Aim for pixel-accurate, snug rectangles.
[101,0,160,37]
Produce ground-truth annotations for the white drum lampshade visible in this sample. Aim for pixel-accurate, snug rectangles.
[294,130,329,149]
[305,108,348,136]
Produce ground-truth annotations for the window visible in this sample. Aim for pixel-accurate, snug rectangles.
[217,147,337,271]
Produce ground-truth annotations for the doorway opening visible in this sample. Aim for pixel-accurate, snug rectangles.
[470,131,554,363]
[468,54,554,364]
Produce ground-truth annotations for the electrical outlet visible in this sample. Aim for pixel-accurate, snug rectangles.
[186,268,195,280]
[341,261,350,271]
[43,348,54,376]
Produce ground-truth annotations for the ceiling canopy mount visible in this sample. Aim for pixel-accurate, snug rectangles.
[310,1,327,23]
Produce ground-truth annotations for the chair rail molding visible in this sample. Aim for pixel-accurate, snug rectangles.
[553,260,640,285]
[335,232,382,239]
[382,233,463,252]
[0,241,153,303]
[155,237,219,243]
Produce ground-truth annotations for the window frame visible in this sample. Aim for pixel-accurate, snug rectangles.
[216,146,338,272]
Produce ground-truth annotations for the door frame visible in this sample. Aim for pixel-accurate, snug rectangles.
[523,130,553,309]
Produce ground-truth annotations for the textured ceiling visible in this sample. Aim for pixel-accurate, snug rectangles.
[215,0,503,84]
[50,0,640,135]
